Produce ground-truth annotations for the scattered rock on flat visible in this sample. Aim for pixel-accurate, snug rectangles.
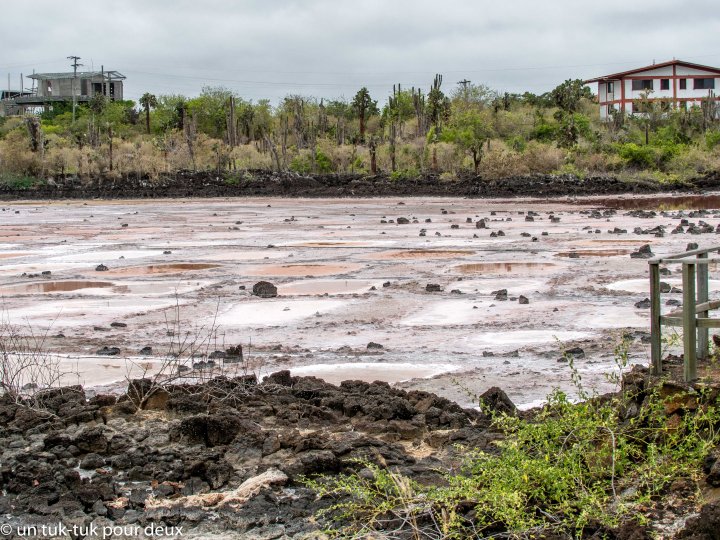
[630,244,654,259]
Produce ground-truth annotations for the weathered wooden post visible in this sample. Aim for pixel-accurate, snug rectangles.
[697,252,709,360]
[682,262,697,381]
[650,261,662,375]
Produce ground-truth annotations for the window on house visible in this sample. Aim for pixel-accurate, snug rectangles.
[660,79,670,90]
[632,79,653,91]
[679,79,687,90]
[607,81,614,94]
[694,78,716,90]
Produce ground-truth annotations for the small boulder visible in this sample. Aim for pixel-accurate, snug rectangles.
[264,370,293,387]
[252,281,278,298]
[493,289,508,301]
[630,244,654,259]
[479,387,517,416]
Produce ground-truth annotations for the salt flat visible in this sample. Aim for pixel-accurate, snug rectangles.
[2,194,720,407]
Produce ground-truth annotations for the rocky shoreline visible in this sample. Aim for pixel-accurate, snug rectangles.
[2,368,720,539]
[2,170,720,200]
[0,371,495,539]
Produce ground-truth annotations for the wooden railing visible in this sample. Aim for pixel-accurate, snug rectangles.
[650,246,720,381]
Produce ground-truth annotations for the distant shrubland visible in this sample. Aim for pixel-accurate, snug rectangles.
[1,77,720,185]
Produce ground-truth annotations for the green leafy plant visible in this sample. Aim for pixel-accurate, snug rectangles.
[304,342,720,538]
[0,173,41,188]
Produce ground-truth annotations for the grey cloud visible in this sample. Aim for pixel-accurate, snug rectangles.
[1,0,719,103]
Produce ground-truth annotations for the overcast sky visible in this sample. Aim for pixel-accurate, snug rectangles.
[2,0,720,105]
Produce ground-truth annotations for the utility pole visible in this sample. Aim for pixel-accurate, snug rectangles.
[457,79,471,90]
[68,55,82,123]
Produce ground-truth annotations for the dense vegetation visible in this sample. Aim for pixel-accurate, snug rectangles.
[304,351,720,538]
[1,76,720,185]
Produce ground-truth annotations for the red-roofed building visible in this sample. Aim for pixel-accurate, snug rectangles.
[584,59,720,119]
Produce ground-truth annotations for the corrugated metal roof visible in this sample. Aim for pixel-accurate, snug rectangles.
[29,71,126,80]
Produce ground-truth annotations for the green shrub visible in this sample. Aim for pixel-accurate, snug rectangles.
[531,122,557,142]
[706,130,720,150]
[0,173,41,188]
[304,383,720,538]
[389,167,420,181]
[617,143,661,169]
[507,135,526,152]
[553,162,586,179]
[289,149,334,174]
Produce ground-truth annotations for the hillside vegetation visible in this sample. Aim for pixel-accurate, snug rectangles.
[1,78,720,186]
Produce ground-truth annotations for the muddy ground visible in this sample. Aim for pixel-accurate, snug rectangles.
[2,193,720,408]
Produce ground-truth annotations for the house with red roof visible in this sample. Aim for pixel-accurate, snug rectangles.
[584,59,720,119]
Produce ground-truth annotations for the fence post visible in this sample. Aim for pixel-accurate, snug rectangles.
[650,262,662,375]
[683,262,697,382]
[697,252,709,360]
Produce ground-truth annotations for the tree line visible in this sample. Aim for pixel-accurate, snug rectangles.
[1,74,719,183]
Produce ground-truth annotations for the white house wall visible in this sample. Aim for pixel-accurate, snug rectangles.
[593,63,720,119]
[676,66,719,76]
[632,66,674,77]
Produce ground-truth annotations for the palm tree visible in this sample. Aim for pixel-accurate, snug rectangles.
[139,92,158,134]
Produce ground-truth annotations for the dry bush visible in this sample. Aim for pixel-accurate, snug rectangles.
[0,117,24,137]
[0,129,41,176]
[573,150,624,174]
[492,109,535,140]
[0,312,78,404]
[163,131,196,171]
[108,139,166,179]
[397,138,425,171]
[479,142,526,179]
[667,146,720,176]
[521,141,566,174]
[132,139,167,179]
[326,142,358,173]
[432,142,460,173]
[44,135,78,176]
[232,143,272,170]
[124,300,270,411]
